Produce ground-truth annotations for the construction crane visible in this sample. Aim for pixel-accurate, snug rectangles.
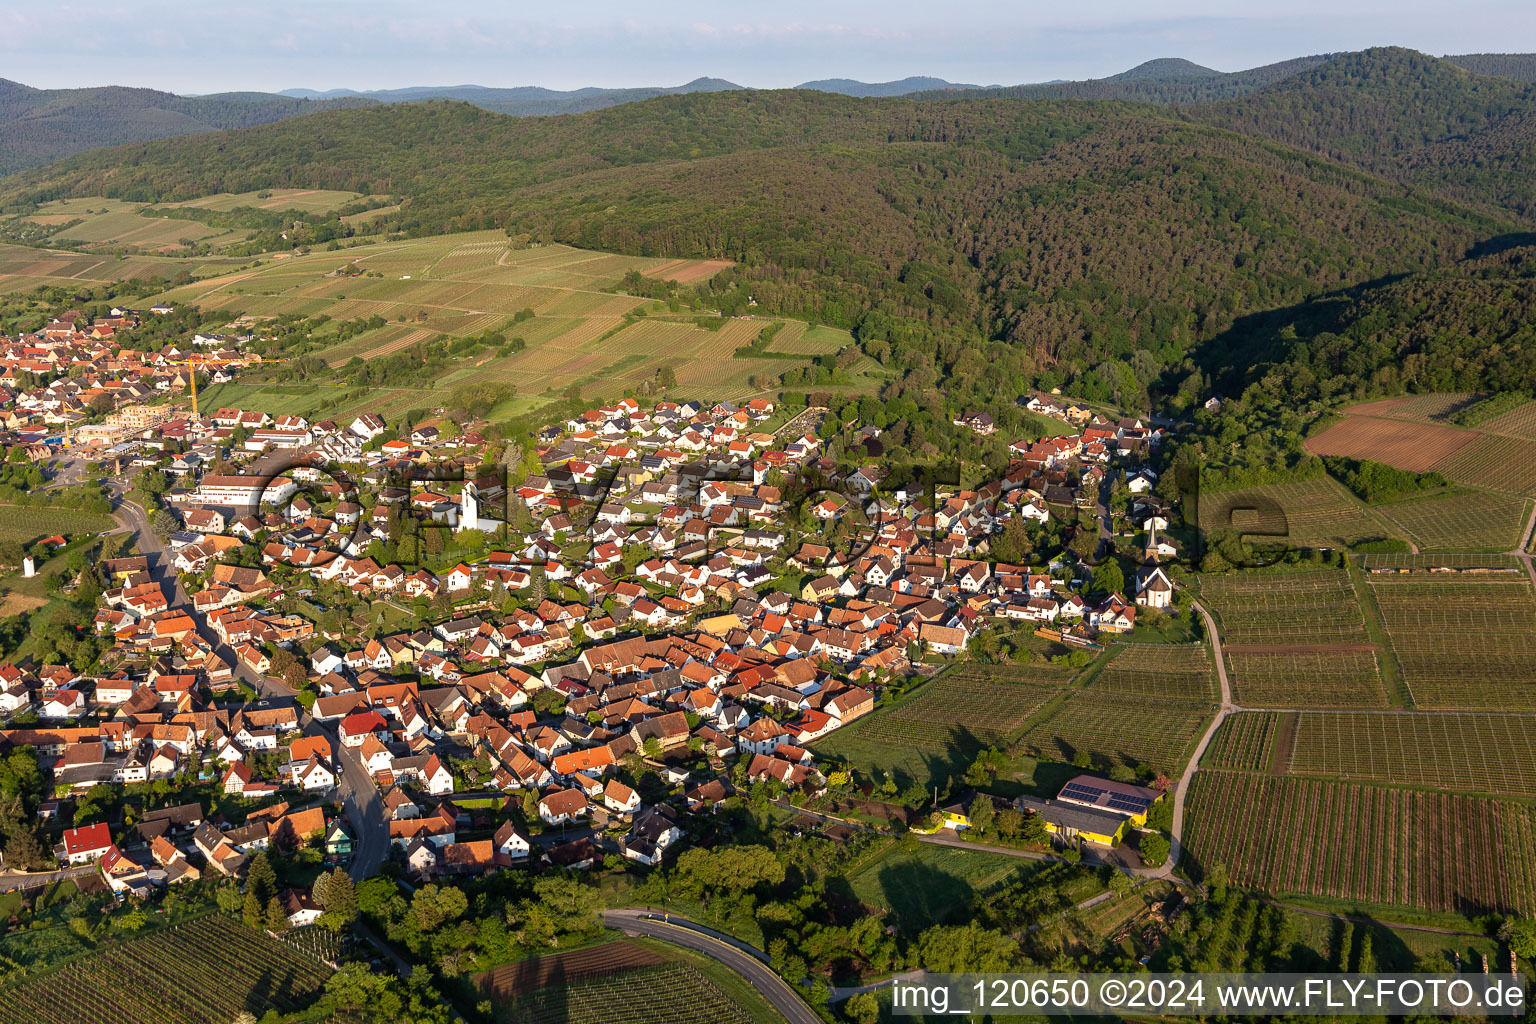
[184,355,210,420]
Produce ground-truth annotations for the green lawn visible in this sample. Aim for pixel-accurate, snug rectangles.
[842,841,1037,934]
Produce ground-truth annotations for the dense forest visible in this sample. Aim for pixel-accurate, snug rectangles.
[3,47,1535,461]
[917,54,1339,105]
[0,78,374,175]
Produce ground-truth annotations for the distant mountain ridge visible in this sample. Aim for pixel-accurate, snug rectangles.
[276,75,996,111]
[1443,53,1536,82]
[1106,57,1221,81]
[0,79,373,175]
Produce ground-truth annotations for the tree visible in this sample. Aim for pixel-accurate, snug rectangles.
[266,896,291,933]
[844,992,879,1024]
[317,868,358,931]
[1092,558,1125,596]
[411,883,468,932]
[1139,833,1170,867]
[967,794,995,834]
[1509,919,1536,959]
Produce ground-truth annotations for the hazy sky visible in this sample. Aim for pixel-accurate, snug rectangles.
[1,0,1531,93]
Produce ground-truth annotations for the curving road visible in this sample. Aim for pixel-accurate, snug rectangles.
[105,476,388,880]
[1158,597,1234,878]
[603,908,820,1024]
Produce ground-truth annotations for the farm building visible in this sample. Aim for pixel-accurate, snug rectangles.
[1015,794,1127,846]
[1055,775,1164,827]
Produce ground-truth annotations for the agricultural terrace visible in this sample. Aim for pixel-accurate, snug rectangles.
[163,188,366,213]
[1285,712,1536,797]
[1360,553,1522,570]
[1087,643,1217,701]
[1203,712,1281,772]
[1430,434,1536,495]
[1374,490,1532,552]
[1344,393,1481,423]
[0,915,331,1024]
[1473,398,1536,440]
[149,232,856,403]
[812,667,1063,786]
[1015,691,1214,777]
[1198,568,1371,645]
[1185,772,1536,916]
[16,191,367,253]
[0,506,114,545]
[475,940,776,1024]
[1197,476,1400,549]
[1309,396,1536,496]
[1369,577,1536,710]
[1224,648,1389,708]
[0,241,246,295]
[1305,415,1474,472]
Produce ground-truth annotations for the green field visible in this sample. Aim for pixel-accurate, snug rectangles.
[0,241,247,292]
[16,191,367,253]
[813,667,1065,787]
[150,232,852,403]
[845,840,1039,933]
[163,188,366,213]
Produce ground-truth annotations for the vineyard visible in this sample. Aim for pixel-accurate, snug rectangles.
[0,505,114,544]
[1344,393,1480,423]
[1015,691,1214,776]
[1184,772,1536,916]
[1199,569,1371,645]
[477,946,758,1024]
[478,940,664,998]
[0,915,331,1024]
[1197,476,1397,549]
[1375,491,1532,552]
[148,231,848,401]
[1285,712,1536,796]
[501,965,754,1024]
[1361,553,1522,570]
[1369,577,1536,709]
[1476,399,1536,440]
[814,670,1061,785]
[1203,712,1280,772]
[1089,644,1218,700]
[1224,648,1389,708]
[1431,434,1536,494]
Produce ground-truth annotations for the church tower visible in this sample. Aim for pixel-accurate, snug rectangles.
[458,482,479,533]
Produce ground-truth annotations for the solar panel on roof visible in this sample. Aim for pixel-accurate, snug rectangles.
[1106,795,1149,813]
[1061,783,1106,801]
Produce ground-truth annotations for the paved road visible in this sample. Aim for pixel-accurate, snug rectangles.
[603,907,820,1024]
[1157,598,1234,880]
[106,479,389,880]
[0,864,99,890]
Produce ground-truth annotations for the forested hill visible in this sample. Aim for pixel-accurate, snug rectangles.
[0,80,374,175]
[3,46,1532,447]
[1193,48,1536,214]
[1444,54,1536,82]
[910,55,1338,106]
